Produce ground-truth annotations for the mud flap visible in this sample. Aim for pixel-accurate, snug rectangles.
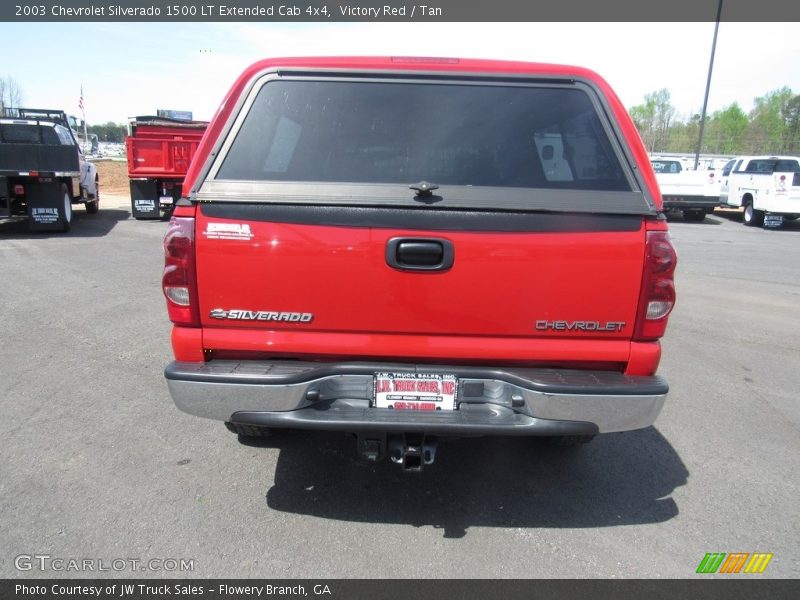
[130,180,160,220]
[27,181,66,232]
[763,214,784,229]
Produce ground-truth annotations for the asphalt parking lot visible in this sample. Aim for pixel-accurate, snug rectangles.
[1,200,798,579]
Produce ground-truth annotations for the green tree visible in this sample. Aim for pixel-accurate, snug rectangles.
[662,116,700,153]
[705,104,748,154]
[746,87,794,154]
[780,94,800,154]
[629,101,656,150]
[87,121,127,143]
[629,89,675,152]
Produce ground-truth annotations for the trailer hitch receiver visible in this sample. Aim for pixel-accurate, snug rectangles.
[388,434,437,471]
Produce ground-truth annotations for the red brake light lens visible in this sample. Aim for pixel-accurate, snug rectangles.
[162,217,200,326]
[634,230,677,341]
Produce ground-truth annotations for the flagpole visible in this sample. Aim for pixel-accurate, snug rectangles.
[80,84,89,154]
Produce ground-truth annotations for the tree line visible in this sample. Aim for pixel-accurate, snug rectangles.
[0,75,23,114]
[74,87,800,152]
[87,122,127,143]
[629,87,800,156]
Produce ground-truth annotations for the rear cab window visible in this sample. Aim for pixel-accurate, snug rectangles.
[744,159,800,174]
[199,73,654,215]
[651,160,682,174]
[721,160,735,176]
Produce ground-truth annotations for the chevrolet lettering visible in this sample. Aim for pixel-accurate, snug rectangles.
[535,320,626,332]
[162,56,677,471]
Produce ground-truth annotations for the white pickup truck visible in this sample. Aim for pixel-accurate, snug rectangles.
[719,155,800,227]
[651,158,721,222]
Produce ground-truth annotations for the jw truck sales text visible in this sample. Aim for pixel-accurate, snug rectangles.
[15,584,332,597]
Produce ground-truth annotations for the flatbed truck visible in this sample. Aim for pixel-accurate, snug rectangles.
[0,108,98,232]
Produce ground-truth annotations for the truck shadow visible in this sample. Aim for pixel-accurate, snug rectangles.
[712,209,743,224]
[0,208,129,238]
[251,427,687,538]
[664,213,722,225]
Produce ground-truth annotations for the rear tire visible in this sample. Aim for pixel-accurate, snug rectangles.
[743,201,763,227]
[683,209,706,222]
[85,178,99,214]
[60,184,72,232]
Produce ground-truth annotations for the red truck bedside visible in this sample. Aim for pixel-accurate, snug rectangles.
[162,57,677,470]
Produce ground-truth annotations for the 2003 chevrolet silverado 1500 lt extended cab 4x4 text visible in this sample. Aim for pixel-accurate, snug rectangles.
[162,57,677,470]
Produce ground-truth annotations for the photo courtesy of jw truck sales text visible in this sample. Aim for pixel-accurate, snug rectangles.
[14,583,332,597]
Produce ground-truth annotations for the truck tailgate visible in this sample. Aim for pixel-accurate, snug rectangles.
[126,137,199,176]
[195,205,644,345]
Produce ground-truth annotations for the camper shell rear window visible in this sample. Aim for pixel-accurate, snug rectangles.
[202,75,653,214]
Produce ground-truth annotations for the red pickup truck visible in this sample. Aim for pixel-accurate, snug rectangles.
[162,57,676,470]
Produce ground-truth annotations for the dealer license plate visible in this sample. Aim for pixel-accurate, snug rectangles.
[373,373,458,411]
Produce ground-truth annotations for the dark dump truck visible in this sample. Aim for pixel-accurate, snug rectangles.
[0,108,99,232]
[126,116,208,220]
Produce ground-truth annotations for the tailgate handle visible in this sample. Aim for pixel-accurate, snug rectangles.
[386,238,454,271]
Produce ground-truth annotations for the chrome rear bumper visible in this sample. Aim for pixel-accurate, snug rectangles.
[166,360,667,435]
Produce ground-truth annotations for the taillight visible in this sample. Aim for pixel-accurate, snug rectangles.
[162,216,200,327]
[634,230,677,341]
[13,184,25,195]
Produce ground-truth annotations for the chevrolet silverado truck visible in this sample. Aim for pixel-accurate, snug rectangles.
[719,155,800,227]
[162,57,677,470]
[651,157,720,222]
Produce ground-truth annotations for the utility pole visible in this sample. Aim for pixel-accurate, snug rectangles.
[695,0,723,170]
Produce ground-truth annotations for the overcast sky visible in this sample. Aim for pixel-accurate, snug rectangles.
[3,22,798,124]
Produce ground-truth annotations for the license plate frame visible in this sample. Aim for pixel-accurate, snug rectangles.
[373,372,458,411]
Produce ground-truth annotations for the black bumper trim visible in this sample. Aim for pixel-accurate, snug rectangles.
[230,406,599,437]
